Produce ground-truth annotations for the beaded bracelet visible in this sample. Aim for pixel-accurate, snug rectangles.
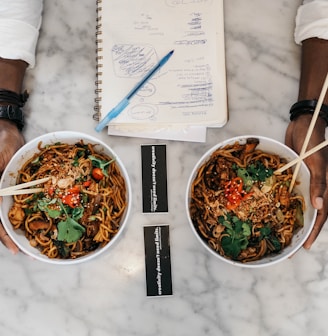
[290,99,328,126]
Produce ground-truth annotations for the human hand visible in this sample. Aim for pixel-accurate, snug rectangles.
[285,114,328,249]
[0,119,24,173]
[0,119,24,254]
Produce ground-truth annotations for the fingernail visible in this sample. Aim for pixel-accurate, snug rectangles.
[10,248,18,255]
[314,197,323,209]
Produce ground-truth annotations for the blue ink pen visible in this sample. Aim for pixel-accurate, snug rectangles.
[95,50,174,132]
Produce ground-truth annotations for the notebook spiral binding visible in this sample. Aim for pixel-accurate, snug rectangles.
[93,0,103,121]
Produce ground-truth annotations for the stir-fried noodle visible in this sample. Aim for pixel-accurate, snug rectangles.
[189,138,305,262]
[8,141,127,259]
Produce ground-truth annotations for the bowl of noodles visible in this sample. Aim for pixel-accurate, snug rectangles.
[0,131,131,264]
[186,135,316,268]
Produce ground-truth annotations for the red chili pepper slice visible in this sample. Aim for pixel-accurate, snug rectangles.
[68,185,80,194]
[224,177,252,210]
[61,185,81,208]
[62,193,81,208]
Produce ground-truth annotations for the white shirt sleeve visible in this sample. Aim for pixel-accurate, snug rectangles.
[0,0,43,67]
[295,0,328,44]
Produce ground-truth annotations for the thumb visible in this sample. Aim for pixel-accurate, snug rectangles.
[309,172,326,210]
[313,196,323,210]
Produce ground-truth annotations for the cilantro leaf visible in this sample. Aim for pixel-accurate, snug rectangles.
[57,217,85,243]
[259,227,271,239]
[73,149,86,167]
[56,201,85,243]
[239,236,249,250]
[37,198,61,218]
[53,240,70,258]
[71,207,84,221]
[219,215,251,259]
[259,227,282,252]
[234,166,253,191]
[88,155,115,177]
[233,162,274,191]
[270,236,282,251]
[242,223,251,237]
[221,236,241,259]
[247,162,273,182]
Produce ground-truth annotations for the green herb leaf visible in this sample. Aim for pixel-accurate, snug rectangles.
[88,155,115,177]
[72,149,86,167]
[234,166,253,191]
[258,227,281,252]
[57,217,85,243]
[72,156,80,167]
[240,238,249,250]
[53,240,70,258]
[37,198,61,218]
[234,162,274,191]
[71,207,84,221]
[259,227,271,239]
[56,200,85,243]
[247,162,273,182]
[242,223,251,237]
[270,236,282,251]
[219,215,251,259]
[221,236,241,259]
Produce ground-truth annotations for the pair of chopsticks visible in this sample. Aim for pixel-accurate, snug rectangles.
[0,177,50,197]
[275,72,328,192]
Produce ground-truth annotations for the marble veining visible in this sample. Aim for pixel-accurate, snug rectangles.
[0,0,327,335]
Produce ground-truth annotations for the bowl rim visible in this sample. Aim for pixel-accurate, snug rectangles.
[0,131,132,265]
[185,135,317,268]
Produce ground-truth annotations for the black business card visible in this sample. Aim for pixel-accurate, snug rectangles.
[143,225,173,297]
[141,144,168,213]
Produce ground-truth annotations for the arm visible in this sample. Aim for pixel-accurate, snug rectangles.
[0,58,26,254]
[0,58,26,168]
[0,0,43,253]
[285,1,328,249]
[0,0,43,172]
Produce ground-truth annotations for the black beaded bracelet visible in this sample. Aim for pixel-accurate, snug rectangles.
[290,99,328,126]
[0,88,29,107]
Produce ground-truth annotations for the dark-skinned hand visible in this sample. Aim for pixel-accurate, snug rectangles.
[0,120,24,254]
[285,114,328,249]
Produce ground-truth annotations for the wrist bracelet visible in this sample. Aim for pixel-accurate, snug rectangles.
[290,99,328,126]
[0,105,24,130]
[0,88,29,107]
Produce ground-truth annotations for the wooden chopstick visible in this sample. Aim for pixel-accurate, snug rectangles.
[0,176,51,197]
[289,72,328,192]
[0,188,45,196]
[275,138,328,174]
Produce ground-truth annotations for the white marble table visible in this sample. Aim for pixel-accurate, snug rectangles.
[1,1,327,335]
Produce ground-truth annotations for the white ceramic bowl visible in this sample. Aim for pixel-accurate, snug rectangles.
[0,131,132,265]
[186,135,317,268]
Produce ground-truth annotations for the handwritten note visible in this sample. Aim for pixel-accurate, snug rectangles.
[97,0,227,128]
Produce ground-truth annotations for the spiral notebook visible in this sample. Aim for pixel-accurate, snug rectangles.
[94,0,228,142]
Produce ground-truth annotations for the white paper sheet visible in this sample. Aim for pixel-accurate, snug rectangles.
[107,125,207,143]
